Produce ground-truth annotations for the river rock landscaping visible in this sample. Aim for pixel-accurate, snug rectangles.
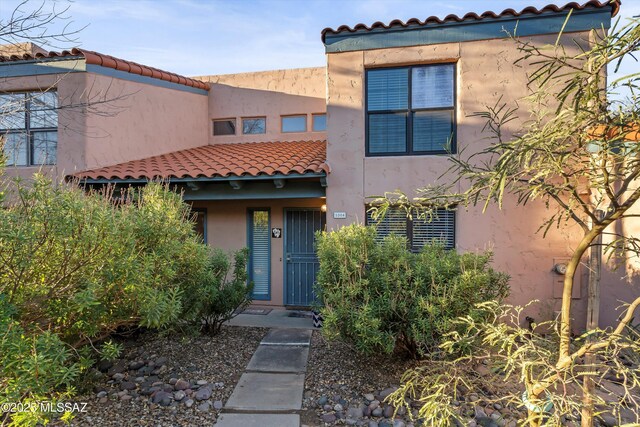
[66,326,266,426]
[301,332,634,427]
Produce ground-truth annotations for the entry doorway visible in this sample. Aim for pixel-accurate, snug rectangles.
[283,208,326,306]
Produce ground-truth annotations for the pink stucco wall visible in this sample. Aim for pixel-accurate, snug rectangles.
[325,32,639,329]
[1,64,209,182]
[196,68,326,145]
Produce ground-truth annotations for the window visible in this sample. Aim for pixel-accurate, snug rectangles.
[366,63,455,156]
[248,209,270,300]
[281,115,306,133]
[191,208,207,243]
[242,117,266,134]
[1,91,58,166]
[213,118,236,135]
[312,114,326,131]
[366,207,455,250]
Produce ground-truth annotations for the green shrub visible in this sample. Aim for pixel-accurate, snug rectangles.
[197,248,254,335]
[0,176,214,425]
[0,177,210,345]
[0,295,91,426]
[316,223,510,359]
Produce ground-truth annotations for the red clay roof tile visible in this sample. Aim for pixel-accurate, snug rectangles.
[0,48,209,91]
[73,140,329,181]
[321,1,620,42]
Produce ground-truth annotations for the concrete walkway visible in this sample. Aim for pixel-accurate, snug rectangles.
[226,309,314,329]
[215,328,312,427]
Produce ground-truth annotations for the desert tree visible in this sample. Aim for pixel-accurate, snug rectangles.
[373,15,640,427]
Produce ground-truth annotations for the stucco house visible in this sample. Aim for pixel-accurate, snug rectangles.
[0,1,637,329]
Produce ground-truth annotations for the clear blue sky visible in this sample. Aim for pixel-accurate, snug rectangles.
[2,0,639,77]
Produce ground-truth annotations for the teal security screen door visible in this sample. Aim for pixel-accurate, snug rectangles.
[284,209,326,306]
[248,209,270,300]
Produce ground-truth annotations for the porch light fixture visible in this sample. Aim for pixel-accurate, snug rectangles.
[321,204,327,212]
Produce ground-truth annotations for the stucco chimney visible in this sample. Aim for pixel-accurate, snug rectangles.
[0,42,48,57]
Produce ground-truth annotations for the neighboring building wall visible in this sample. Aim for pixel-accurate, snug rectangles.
[325,32,601,328]
[191,198,324,307]
[1,71,86,183]
[600,191,640,328]
[1,67,209,181]
[196,68,326,145]
[81,72,208,170]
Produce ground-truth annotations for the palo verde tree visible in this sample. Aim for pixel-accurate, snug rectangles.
[373,16,640,427]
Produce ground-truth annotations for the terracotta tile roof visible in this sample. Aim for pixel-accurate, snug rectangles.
[74,140,329,181]
[588,123,640,141]
[0,48,209,91]
[321,1,621,42]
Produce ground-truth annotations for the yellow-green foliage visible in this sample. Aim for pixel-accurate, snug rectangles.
[315,223,510,359]
[0,176,214,426]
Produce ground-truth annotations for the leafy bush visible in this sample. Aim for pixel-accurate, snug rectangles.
[0,295,91,426]
[0,177,210,346]
[316,224,509,359]
[197,248,253,335]
[0,176,219,425]
[386,301,640,426]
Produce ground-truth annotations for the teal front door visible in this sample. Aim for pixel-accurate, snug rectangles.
[284,209,325,306]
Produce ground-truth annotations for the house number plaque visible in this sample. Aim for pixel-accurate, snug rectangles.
[271,228,282,238]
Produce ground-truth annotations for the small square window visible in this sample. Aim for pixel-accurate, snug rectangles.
[281,115,306,133]
[312,114,326,132]
[213,119,236,136]
[242,117,266,134]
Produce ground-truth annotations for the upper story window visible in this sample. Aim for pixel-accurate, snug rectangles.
[282,115,307,133]
[312,114,327,132]
[366,207,455,251]
[213,118,236,136]
[1,91,58,166]
[366,63,455,156]
[242,117,266,134]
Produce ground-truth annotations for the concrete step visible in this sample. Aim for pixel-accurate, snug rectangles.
[215,413,299,427]
[225,372,305,411]
[260,328,312,346]
[246,345,309,373]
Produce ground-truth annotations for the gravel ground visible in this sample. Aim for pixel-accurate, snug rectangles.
[65,326,266,427]
[302,331,419,427]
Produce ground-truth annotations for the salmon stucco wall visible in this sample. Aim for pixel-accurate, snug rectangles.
[81,73,209,171]
[191,198,325,307]
[324,32,625,329]
[196,68,327,145]
[1,68,209,181]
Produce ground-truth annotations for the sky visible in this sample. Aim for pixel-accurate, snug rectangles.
[1,0,639,77]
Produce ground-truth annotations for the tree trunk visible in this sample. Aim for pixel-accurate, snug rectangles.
[582,210,604,427]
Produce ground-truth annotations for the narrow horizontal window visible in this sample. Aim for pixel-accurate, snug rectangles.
[312,114,326,132]
[282,115,306,133]
[366,206,455,250]
[242,117,266,134]
[213,119,236,136]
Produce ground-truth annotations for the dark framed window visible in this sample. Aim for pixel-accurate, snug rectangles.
[312,113,326,131]
[242,117,266,134]
[213,118,236,135]
[366,207,455,250]
[191,208,207,243]
[0,91,58,166]
[281,115,306,133]
[247,208,271,300]
[366,63,456,156]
